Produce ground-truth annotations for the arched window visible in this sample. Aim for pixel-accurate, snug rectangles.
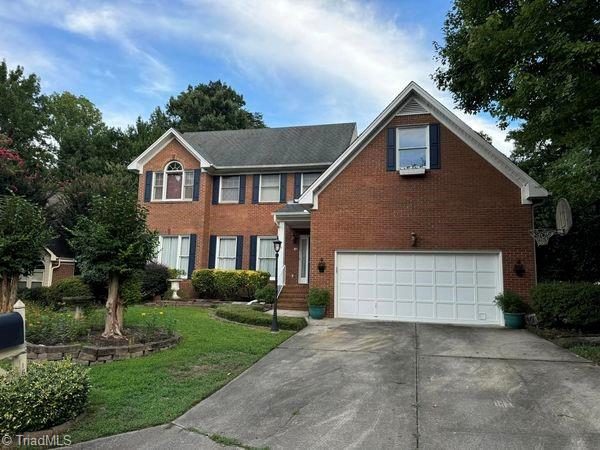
[152,161,194,200]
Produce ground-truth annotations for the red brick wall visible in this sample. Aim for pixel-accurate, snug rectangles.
[51,262,75,285]
[137,140,299,282]
[309,114,536,316]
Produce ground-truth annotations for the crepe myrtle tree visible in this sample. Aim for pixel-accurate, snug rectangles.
[0,195,53,312]
[69,191,157,338]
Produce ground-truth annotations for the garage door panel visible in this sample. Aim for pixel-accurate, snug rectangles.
[337,251,502,325]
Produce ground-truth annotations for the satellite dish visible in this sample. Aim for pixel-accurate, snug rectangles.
[555,198,572,235]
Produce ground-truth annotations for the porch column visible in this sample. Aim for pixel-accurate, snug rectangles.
[277,221,285,270]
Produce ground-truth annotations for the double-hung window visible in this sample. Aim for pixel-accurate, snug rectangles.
[152,161,194,201]
[219,176,240,203]
[396,126,429,170]
[158,235,191,278]
[18,264,45,289]
[257,237,276,277]
[301,173,320,194]
[216,237,237,270]
[259,174,280,202]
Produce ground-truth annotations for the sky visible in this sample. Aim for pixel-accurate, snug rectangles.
[0,0,515,155]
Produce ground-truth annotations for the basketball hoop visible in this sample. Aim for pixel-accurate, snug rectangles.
[530,229,557,246]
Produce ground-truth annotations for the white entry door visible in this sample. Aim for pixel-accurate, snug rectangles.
[298,236,310,284]
[336,252,502,325]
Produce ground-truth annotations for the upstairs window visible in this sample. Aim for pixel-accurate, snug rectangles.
[219,176,240,203]
[397,126,429,170]
[152,161,194,201]
[301,173,320,194]
[259,174,280,202]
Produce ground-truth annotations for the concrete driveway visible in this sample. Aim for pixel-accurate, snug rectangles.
[74,320,600,449]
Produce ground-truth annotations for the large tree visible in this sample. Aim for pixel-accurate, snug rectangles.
[68,191,157,338]
[434,0,600,281]
[0,195,53,312]
[167,80,265,131]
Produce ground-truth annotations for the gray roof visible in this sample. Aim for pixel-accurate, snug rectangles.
[182,123,356,168]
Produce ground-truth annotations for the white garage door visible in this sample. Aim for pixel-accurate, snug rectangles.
[336,252,503,325]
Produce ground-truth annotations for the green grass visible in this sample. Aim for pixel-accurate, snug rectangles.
[68,305,293,443]
[567,344,600,364]
[215,305,307,331]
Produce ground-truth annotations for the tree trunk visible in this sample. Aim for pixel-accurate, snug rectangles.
[0,273,18,313]
[102,273,124,339]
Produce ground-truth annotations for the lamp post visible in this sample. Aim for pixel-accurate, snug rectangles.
[271,239,282,332]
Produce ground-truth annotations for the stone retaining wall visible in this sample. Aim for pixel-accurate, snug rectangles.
[27,334,181,366]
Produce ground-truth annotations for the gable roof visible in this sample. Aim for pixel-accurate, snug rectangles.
[299,82,548,206]
[128,123,357,173]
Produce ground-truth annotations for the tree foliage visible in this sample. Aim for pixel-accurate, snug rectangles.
[167,80,265,131]
[434,0,600,281]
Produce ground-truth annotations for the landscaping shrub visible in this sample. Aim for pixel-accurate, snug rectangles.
[494,291,526,313]
[307,288,329,307]
[255,284,276,304]
[532,282,600,330]
[215,305,307,331]
[48,276,93,309]
[18,286,51,306]
[26,306,91,345]
[121,271,143,305]
[141,262,170,300]
[0,359,90,434]
[192,269,270,300]
[191,269,215,298]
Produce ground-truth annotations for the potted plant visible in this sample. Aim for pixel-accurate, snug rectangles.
[167,269,185,300]
[307,288,329,319]
[495,291,526,329]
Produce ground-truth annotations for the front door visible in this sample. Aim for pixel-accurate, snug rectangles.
[298,235,310,284]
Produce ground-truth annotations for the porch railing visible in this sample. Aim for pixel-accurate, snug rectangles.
[276,265,286,299]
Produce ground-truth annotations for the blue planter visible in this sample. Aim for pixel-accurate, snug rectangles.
[309,305,326,319]
[504,312,525,329]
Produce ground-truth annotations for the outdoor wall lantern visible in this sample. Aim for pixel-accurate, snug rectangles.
[411,232,418,247]
[514,260,526,278]
[317,258,326,273]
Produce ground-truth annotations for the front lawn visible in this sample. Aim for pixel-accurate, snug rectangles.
[566,344,600,364]
[68,305,293,443]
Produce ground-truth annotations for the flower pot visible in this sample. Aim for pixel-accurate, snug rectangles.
[504,312,525,329]
[309,305,326,319]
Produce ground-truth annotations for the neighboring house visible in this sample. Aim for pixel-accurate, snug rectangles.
[128,82,548,326]
[18,237,76,289]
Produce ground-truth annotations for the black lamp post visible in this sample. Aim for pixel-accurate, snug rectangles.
[271,238,282,332]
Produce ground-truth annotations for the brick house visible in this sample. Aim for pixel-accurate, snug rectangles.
[18,237,76,289]
[128,82,547,326]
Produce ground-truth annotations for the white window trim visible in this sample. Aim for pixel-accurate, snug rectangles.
[396,125,430,171]
[157,235,191,278]
[256,236,277,280]
[300,173,320,195]
[218,176,241,204]
[151,161,194,202]
[215,236,238,270]
[258,174,281,203]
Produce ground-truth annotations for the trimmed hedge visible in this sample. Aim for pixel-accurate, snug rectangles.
[0,359,90,434]
[255,284,276,304]
[215,305,307,331]
[191,269,270,300]
[141,262,170,300]
[532,282,600,329]
[48,276,93,308]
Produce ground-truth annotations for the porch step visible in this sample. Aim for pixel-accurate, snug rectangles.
[278,285,309,311]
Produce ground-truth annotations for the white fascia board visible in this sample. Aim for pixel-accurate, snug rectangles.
[300,81,548,207]
[44,247,58,262]
[127,128,213,173]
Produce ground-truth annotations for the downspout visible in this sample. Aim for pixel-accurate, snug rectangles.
[50,258,62,286]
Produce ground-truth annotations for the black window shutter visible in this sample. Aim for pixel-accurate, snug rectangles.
[187,234,197,278]
[235,236,243,269]
[252,175,260,203]
[294,173,302,199]
[239,175,246,204]
[429,123,441,169]
[386,128,396,171]
[192,170,201,201]
[208,235,217,269]
[279,174,287,203]
[144,171,153,202]
[249,236,257,270]
[212,176,220,204]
